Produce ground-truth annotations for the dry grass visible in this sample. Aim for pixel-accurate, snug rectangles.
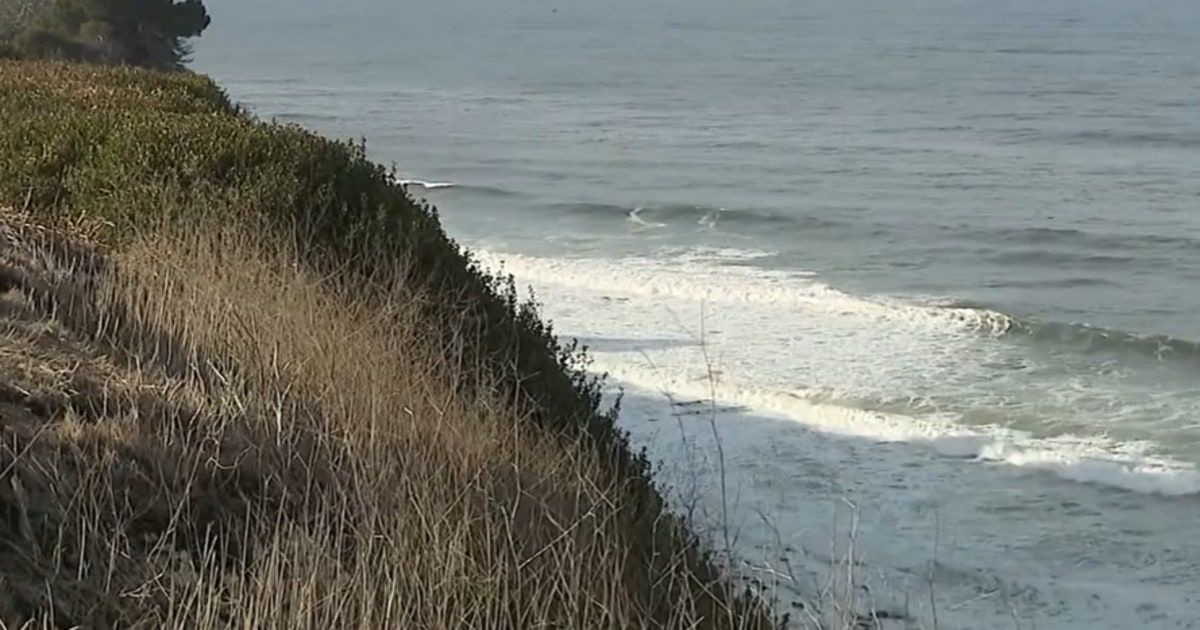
[0,212,774,629]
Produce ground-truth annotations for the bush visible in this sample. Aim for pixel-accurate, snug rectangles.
[0,61,622,456]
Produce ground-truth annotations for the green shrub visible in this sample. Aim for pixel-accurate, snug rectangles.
[0,59,648,486]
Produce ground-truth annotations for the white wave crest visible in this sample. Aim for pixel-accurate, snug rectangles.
[972,441,1200,496]
[472,247,1200,496]
[628,207,666,229]
[601,360,1200,497]
[473,249,1014,336]
[396,178,457,189]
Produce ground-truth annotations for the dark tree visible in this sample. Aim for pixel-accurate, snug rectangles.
[2,0,210,70]
[0,0,51,39]
[54,0,210,68]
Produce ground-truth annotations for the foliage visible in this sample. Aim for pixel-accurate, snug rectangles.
[0,59,779,627]
[0,0,50,37]
[0,0,209,69]
[0,56,671,558]
[0,61,611,452]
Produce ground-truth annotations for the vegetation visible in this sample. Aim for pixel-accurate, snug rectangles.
[0,60,776,628]
[0,0,47,36]
[0,0,208,69]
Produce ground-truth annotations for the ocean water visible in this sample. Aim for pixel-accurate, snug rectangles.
[193,1,1200,627]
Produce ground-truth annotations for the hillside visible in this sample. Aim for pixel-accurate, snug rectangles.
[0,61,773,628]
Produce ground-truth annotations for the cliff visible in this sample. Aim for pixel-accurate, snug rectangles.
[0,61,771,628]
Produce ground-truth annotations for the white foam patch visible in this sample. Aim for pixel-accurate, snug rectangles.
[975,443,1200,496]
[667,245,784,264]
[476,249,1014,335]
[396,178,457,189]
[596,359,1200,497]
[473,246,1200,497]
[627,207,666,228]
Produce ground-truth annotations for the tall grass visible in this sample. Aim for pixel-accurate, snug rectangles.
[0,60,641,467]
[0,59,784,627]
[0,205,773,627]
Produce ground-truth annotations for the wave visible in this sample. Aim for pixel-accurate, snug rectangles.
[602,361,1200,497]
[554,202,629,215]
[983,249,1137,267]
[474,249,1017,336]
[628,207,666,229]
[396,178,457,189]
[957,225,1200,251]
[993,47,1096,56]
[386,174,526,197]
[392,175,531,197]
[662,245,784,264]
[457,183,521,197]
[982,277,1122,289]
[272,112,342,123]
[555,202,842,231]
[472,247,1200,495]
[1065,130,1200,150]
[969,441,1200,497]
[925,297,1200,364]
[1007,318,1200,364]
[478,248,1200,367]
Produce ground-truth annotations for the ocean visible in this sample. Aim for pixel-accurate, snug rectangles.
[193,0,1200,626]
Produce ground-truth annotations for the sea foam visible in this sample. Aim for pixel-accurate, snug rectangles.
[473,247,1200,496]
[600,360,1200,497]
[395,177,457,189]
